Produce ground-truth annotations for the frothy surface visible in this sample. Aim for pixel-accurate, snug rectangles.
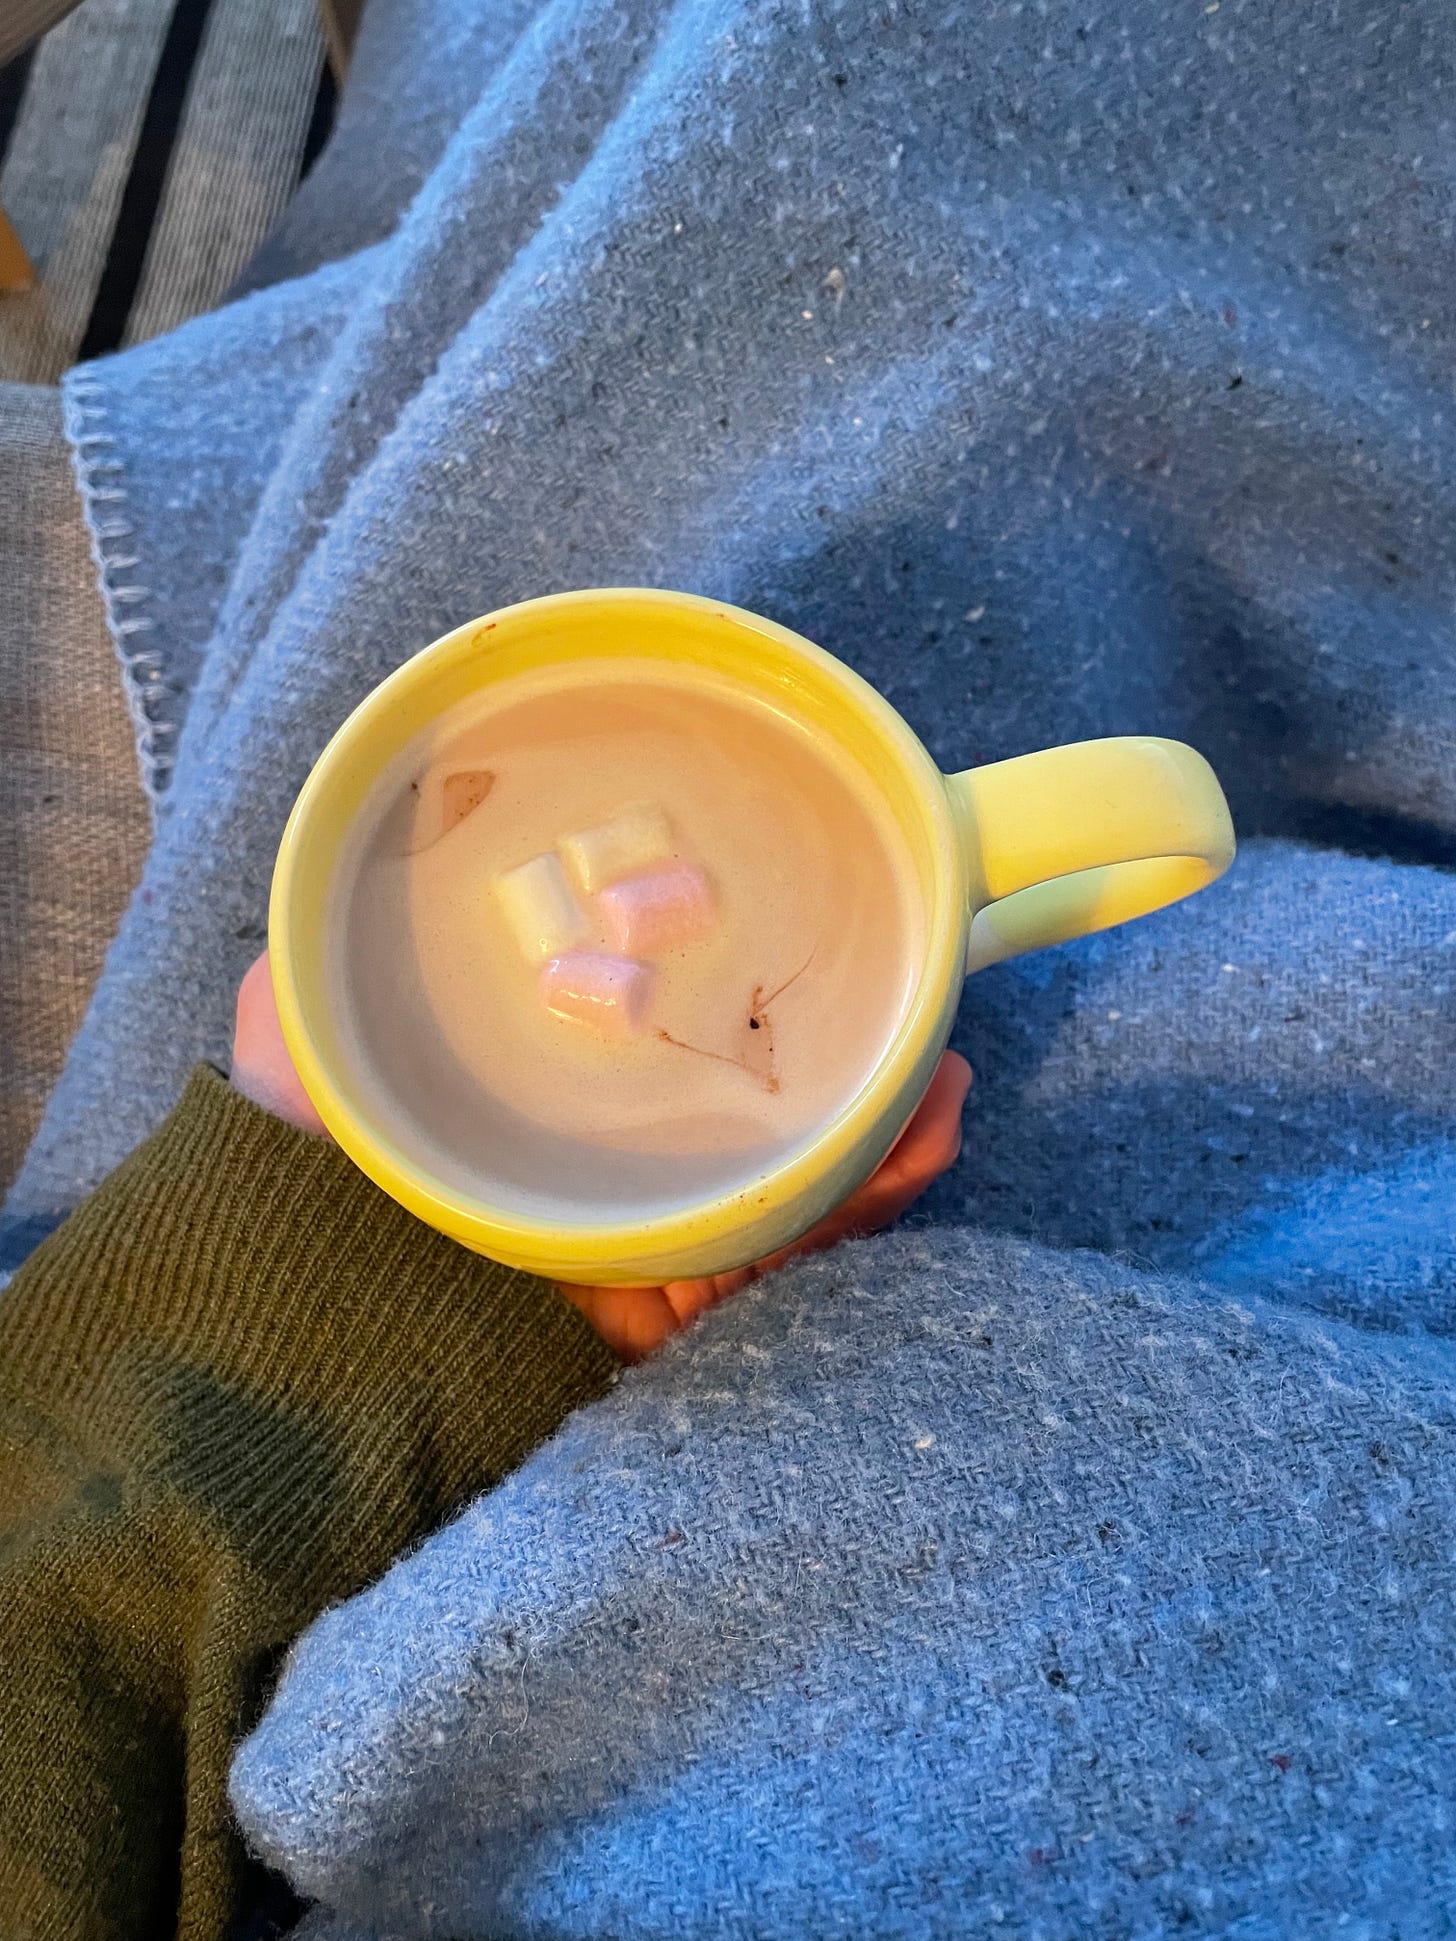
[330,662,923,1219]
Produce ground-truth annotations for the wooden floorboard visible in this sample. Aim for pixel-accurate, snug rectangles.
[0,0,176,383]
[124,0,324,347]
[0,0,327,384]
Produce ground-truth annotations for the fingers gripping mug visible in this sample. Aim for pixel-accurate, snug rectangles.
[270,589,1234,1285]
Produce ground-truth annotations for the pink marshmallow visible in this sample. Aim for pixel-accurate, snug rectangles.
[598,863,715,957]
[540,951,653,1037]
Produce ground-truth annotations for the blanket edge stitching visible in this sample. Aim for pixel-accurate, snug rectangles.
[60,368,169,814]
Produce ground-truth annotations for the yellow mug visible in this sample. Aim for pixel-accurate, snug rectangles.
[270,587,1234,1285]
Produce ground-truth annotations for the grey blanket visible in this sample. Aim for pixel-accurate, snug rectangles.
[234,1225,1456,1939]
[5,0,1456,1929]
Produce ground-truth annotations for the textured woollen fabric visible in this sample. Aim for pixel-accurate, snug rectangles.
[0,1068,619,1940]
[1,0,1455,1928]
[0,380,148,1197]
[58,249,372,802]
[6,0,1456,1258]
[232,1225,1456,1939]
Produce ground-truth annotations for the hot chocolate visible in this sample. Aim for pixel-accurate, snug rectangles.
[328,659,924,1220]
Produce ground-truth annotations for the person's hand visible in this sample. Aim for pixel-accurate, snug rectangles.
[231,950,972,1360]
[556,1048,971,1358]
[231,950,330,1135]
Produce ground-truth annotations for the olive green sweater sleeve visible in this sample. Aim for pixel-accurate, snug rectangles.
[0,1066,621,1941]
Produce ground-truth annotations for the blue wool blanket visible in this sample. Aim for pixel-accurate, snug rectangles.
[6,0,1456,1930]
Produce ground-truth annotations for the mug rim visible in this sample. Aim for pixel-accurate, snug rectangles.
[269,587,967,1277]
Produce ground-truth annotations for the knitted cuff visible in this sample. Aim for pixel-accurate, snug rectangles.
[1,1066,621,1601]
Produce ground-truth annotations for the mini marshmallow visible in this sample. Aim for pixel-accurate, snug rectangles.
[560,802,674,893]
[599,863,715,956]
[540,951,653,1036]
[495,852,586,963]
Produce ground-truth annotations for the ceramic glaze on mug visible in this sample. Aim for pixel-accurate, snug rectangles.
[331,663,924,1224]
[270,588,1234,1284]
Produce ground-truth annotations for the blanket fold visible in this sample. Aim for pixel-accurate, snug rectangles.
[7,0,1456,1258]
[230,1225,1456,1937]
[3,0,1454,1927]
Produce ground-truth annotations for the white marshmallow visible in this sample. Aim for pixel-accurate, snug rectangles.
[495,852,586,963]
[559,802,674,893]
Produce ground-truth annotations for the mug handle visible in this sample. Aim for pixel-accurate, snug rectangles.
[945,736,1235,972]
